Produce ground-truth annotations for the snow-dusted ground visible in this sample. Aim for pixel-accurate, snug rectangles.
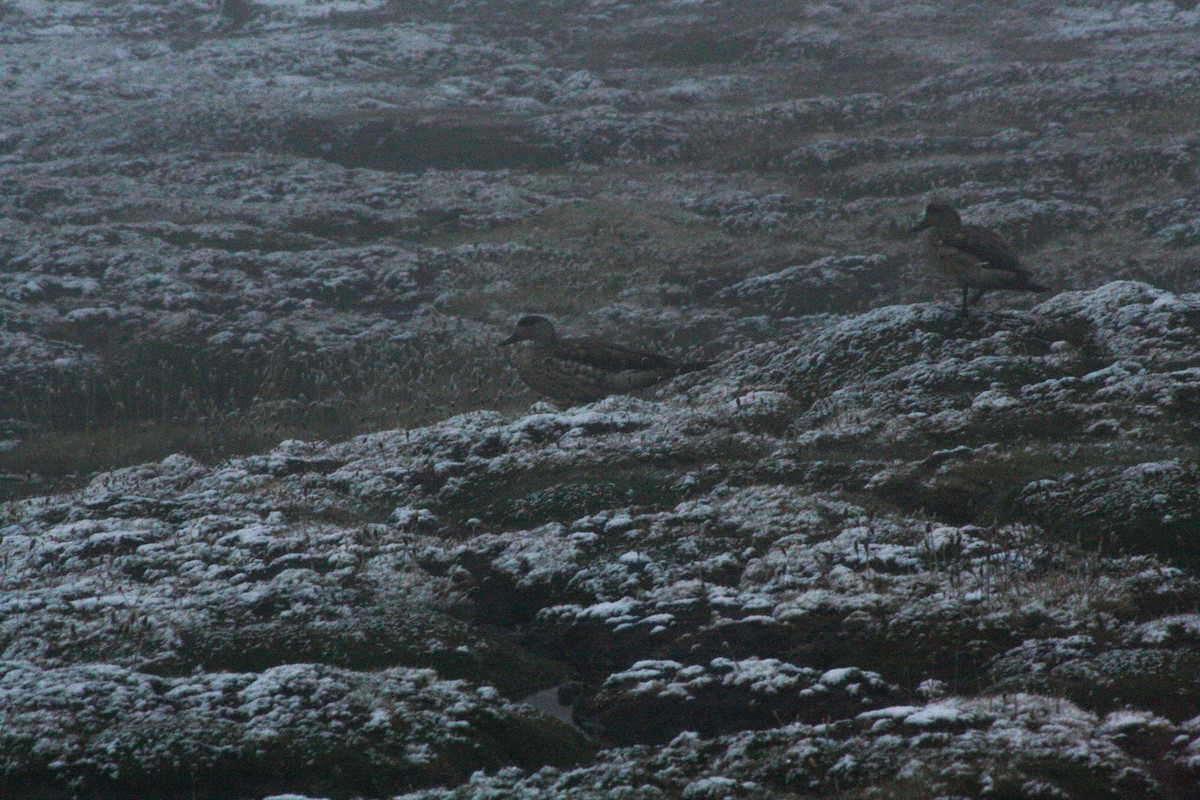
[5,280,1200,797]
[2,1,1200,798]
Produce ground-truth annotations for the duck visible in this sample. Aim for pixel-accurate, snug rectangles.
[499,315,713,405]
[910,201,1049,312]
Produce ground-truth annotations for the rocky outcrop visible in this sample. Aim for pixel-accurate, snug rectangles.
[5,281,1200,797]
[391,696,1193,800]
[0,661,592,800]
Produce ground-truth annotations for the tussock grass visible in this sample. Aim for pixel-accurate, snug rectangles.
[0,328,530,502]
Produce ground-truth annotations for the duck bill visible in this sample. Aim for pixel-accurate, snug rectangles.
[498,333,522,346]
[908,219,931,233]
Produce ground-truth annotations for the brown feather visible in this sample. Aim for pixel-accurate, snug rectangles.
[555,337,685,373]
[946,224,1023,274]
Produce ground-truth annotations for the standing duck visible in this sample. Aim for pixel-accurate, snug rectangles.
[910,201,1049,312]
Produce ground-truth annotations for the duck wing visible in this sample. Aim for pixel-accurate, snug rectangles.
[948,224,1025,274]
[556,337,681,373]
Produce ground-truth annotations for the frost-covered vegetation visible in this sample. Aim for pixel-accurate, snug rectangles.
[2,1,1200,798]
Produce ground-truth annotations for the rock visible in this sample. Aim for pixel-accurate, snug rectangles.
[1016,459,1200,561]
[990,636,1200,722]
[0,661,593,799]
[390,696,1172,800]
[585,658,898,744]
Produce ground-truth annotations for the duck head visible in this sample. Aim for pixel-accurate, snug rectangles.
[909,201,963,233]
[499,315,559,346]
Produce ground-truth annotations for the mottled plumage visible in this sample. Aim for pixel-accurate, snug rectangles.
[910,202,1049,312]
[499,315,713,405]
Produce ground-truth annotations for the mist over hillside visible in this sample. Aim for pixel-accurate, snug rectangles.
[2,1,1199,798]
